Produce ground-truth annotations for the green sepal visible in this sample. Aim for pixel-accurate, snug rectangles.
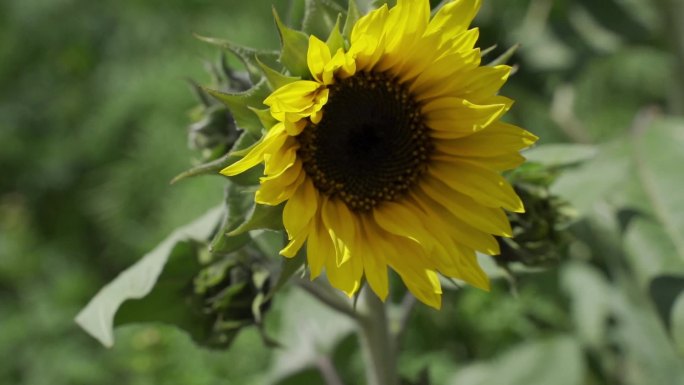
[250,266,271,323]
[249,107,279,130]
[170,153,235,185]
[487,44,521,66]
[326,14,345,53]
[266,251,307,302]
[302,0,345,40]
[228,203,285,236]
[204,78,271,137]
[343,0,361,41]
[194,34,279,84]
[209,183,254,255]
[480,44,498,57]
[273,7,311,77]
[256,56,301,90]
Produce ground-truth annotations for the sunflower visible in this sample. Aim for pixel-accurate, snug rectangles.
[220,0,537,308]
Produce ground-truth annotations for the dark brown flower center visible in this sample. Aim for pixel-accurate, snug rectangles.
[296,71,432,212]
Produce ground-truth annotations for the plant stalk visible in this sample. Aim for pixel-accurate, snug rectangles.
[358,288,398,385]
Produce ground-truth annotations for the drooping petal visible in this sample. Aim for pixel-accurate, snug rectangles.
[255,161,304,205]
[358,216,389,301]
[306,210,330,279]
[220,125,287,176]
[283,177,319,241]
[321,198,356,267]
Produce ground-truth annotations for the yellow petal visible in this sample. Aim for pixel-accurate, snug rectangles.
[306,212,330,279]
[265,80,326,122]
[307,35,332,83]
[349,4,389,70]
[429,159,524,212]
[434,152,526,171]
[255,162,304,205]
[283,177,319,240]
[321,198,356,267]
[358,217,389,301]
[374,0,430,71]
[412,192,500,255]
[280,220,312,258]
[424,98,508,139]
[263,139,297,176]
[419,175,513,236]
[426,0,481,43]
[434,121,538,157]
[220,126,287,176]
[410,49,481,99]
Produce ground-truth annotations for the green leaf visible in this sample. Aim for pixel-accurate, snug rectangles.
[205,78,271,137]
[268,287,355,381]
[75,207,223,347]
[267,252,306,301]
[249,107,279,130]
[671,292,684,355]
[561,262,684,385]
[273,7,311,77]
[194,34,279,84]
[302,0,344,40]
[523,143,597,168]
[621,118,684,287]
[447,335,585,385]
[256,56,301,90]
[649,275,684,332]
[550,139,631,214]
[228,203,285,236]
[561,262,614,348]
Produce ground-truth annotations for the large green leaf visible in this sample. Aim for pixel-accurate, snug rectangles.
[447,335,584,385]
[268,286,355,381]
[523,144,597,168]
[552,118,684,281]
[75,207,223,347]
[561,262,684,385]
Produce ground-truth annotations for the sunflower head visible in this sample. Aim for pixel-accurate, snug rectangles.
[219,0,538,309]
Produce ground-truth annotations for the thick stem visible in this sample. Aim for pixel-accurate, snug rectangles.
[358,288,398,385]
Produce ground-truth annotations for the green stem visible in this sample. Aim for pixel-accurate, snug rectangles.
[358,288,398,385]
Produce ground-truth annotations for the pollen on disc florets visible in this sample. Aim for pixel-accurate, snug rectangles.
[296,71,433,212]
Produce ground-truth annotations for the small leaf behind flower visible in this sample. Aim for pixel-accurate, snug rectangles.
[273,7,311,77]
[205,78,271,137]
[228,203,285,236]
[194,34,279,83]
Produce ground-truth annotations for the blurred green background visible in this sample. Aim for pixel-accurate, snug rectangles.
[1,0,682,384]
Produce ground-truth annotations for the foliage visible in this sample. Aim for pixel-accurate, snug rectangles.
[2,0,683,384]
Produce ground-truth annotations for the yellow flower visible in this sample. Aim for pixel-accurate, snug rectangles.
[221,0,537,308]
